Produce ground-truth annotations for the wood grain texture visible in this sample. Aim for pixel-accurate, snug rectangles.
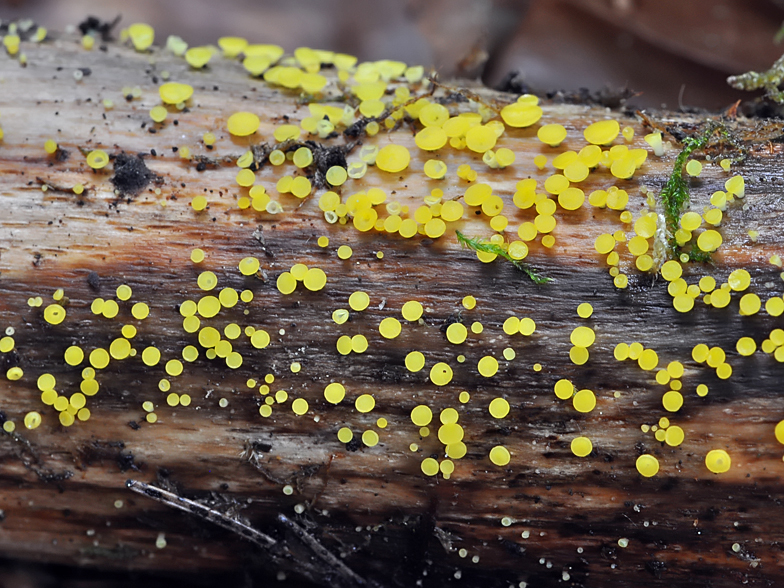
[1,29,784,588]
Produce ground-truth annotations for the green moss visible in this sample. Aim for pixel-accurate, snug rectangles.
[728,53,784,103]
[658,122,725,260]
[455,230,551,284]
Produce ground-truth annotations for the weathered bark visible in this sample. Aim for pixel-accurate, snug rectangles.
[1,28,784,588]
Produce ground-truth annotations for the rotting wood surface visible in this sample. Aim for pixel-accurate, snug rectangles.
[1,28,784,588]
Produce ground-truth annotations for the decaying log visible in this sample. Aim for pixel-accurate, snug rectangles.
[2,24,784,588]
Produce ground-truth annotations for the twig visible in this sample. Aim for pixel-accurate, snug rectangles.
[125,479,277,548]
[278,514,367,586]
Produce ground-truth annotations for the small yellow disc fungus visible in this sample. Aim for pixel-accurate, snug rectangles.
[673,295,694,313]
[728,269,751,291]
[273,124,300,142]
[478,356,499,377]
[421,457,439,476]
[518,317,536,336]
[351,334,368,353]
[415,127,448,151]
[725,175,745,197]
[348,291,370,311]
[465,125,497,153]
[584,120,620,145]
[276,272,297,295]
[638,349,659,371]
[636,454,659,477]
[379,317,402,339]
[375,144,411,173]
[662,390,684,412]
[571,436,592,457]
[24,411,42,430]
[128,23,154,51]
[165,359,183,377]
[402,300,423,321]
[362,430,379,447]
[446,322,468,344]
[64,346,84,366]
[411,405,433,427]
[418,102,449,127]
[150,105,167,123]
[238,257,260,276]
[405,351,426,372]
[291,398,308,416]
[554,379,574,400]
[250,329,270,349]
[424,159,448,180]
[336,427,353,443]
[558,187,585,210]
[43,304,66,325]
[570,326,596,347]
[697,230,722,252]
[227,111,260,137]
[594,233,615,254]
[235,168,255,187]
[197,271,218,291]
[141,346,161,366]
[739,293,761,316]
[613,343,630,361]
[686,159,703,177]
[89,348,110,369]
[303,267,327,291]
[37,373,56,392]
[159,82,193,104]
[332,309,349,325]
[489,398,510,419]
[563,161,589,183]
[355,394,375,413]
[86,150,109,170]
[438,407,458,426]
[464,183,492,206]
[665,425,685,447]
[326,166,348,186]
[705,449,731,473]
[774,420,784,444]
[109,338,131,360]
[537,123,567,147]
[736,336,756,356]
[292,147,313,168]
[576,303,593,318]
[503,316,520,335]
[572,389,596,413]
[324,383,345,404]
[129,302,149,320]
[544,174,569,195]
[191,196,208,212]
[489,445,511,466]
[430,362,453,386]
[500,103,542,128]
[438,423,464,445]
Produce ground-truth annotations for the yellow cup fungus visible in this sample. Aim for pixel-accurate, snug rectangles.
[227,111,260,137]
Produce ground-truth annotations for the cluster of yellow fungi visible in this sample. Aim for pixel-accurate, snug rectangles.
[3,21,782,492]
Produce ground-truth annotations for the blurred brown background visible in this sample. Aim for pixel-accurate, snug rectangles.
[2,0,784,109]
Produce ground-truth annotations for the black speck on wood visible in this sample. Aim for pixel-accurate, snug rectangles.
[110,153,157,197]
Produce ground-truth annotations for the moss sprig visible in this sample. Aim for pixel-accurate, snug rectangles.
[658,122,725,260]
[455,230,551,284]
[727,53,784,103]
